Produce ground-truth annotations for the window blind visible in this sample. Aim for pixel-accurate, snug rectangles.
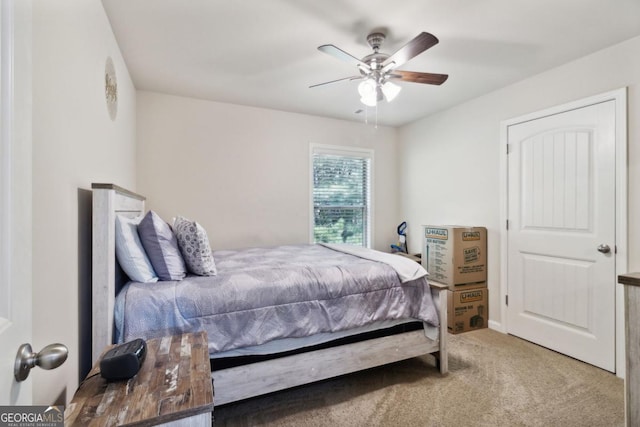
[312,148,371,247]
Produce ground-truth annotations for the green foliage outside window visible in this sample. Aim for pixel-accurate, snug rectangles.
[312,152,370,247]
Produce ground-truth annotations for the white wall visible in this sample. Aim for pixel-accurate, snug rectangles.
[399,35,640,328]
[32,0,136,404]
[136,91,399,252]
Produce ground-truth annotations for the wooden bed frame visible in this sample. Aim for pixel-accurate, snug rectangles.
[91,183,448,406]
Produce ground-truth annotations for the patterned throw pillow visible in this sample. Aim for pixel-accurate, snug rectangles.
[138,210,187,281]
[172,216,217,276]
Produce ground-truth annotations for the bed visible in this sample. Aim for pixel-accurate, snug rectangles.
[91,183,448,406]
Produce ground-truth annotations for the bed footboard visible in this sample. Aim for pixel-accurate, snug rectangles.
[213,282,448,406]
[431,281,448,374]
[212,328,441,406]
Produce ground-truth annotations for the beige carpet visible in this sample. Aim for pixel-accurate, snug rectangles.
[213,329,624,426]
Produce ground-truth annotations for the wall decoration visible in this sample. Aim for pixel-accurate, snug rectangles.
[105,57,118,120]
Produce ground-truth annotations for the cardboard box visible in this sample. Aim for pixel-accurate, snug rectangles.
[422,225,487,288]
[447,287,488,334]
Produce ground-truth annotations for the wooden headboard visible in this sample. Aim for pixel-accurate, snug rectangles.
[91,183,146,364]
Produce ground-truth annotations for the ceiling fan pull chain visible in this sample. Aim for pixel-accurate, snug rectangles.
[375,104,378,129]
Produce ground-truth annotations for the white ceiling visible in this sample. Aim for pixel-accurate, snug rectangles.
[102,0,640,127]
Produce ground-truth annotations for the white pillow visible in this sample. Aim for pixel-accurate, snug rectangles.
[115,215,158,283]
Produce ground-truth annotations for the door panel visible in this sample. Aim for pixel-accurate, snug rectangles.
[521,254,592,331]
[521,130,592,230]
[507,100,615,371]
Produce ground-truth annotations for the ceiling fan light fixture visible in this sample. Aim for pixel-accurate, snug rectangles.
[358,78,379,107]
[358,78,377,98]
[381,81,401,102]
[376,85,384,102]
[360,95,377,107]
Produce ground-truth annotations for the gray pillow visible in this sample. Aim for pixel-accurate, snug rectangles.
[138,210,187,281]
[173,216,217,276]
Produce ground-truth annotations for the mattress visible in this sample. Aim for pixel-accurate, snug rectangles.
[115,244,439,356]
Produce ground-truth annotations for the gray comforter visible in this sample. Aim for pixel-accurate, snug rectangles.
[115,244,439,355]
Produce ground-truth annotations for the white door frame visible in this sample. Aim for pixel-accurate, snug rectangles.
[0,0,33,404]
[499,88,627,378]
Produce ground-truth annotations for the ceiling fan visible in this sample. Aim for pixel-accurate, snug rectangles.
[311,31,448,107]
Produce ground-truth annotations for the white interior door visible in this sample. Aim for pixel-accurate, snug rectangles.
[506,99,616,372]
[0,0,33,404]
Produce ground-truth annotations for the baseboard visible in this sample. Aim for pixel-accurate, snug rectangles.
[489,320,505,333]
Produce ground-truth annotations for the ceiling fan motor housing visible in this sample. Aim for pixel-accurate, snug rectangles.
[363,33,390,71]
[366,32,386,51]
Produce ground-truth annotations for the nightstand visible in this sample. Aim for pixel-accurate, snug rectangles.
[65,331,214,426]
[619,273,640,427]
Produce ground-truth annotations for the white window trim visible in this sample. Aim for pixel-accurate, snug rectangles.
[308,143,375,248]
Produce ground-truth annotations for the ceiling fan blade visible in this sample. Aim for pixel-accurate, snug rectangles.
[318,44,371,71]
[388,70,449,85]
[381,32,439,72]
[309,75,363,88]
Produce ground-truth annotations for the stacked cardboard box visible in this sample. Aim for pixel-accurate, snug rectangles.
[422,225,488,334]
[445,287,488,334]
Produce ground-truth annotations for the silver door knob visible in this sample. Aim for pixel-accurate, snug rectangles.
[597,244,611,254]
[14,343,68,382]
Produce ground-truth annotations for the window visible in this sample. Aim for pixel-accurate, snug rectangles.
[310,144,373,247]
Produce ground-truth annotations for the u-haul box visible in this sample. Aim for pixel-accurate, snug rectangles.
[447,287,489,334]
[422,225,487,288]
